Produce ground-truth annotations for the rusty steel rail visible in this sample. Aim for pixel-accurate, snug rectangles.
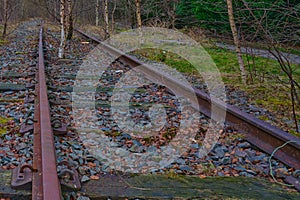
[75,29,300,190]
[32,27,62,199]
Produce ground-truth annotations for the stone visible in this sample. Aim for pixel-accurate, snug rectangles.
[235,150,247,158]
[81,175,90,183]
[221,157,231,165]
[179,165,192,172]
[129,144,145,153]
[237,142,251,149]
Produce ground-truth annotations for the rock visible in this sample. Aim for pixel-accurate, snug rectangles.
[176,158,186,165]
[239,172,254,178]
[72,144,82,150]
[237,142,251,149]
[132,140,142,146]
[249,155,266,163]
[217,172,225,176]
[245,149,256,158]
[190,143,200,149]
[235,150,247,158]
[16,143,27,151]
[212,146,226,158]
[78,166,86,175]
[147,146,157,152]
[89,169,97,175]
[129,144,145,153]
[246,169,257,176]
[101,127,110,132]
[234,166,246,172]
[221,157,231,165]
[81,175,90,183]
[211,156,219,161]
[180,165,193,172]
[6,152,14,156]
[69,153,79,161]
[85,155,96,161]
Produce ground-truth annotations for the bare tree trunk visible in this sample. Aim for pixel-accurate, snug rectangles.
[58,0,66,58]
[2,0,8,37]
[128,0,135,29]
[290,82,299,132]
[104,0,110,39]
[171,1,177,29]
[135,0,142,31]
[111,0,117,34]
[21,0,25,20]
[96,0,99,26]
[66,0,73,40]
[226,0,247,84]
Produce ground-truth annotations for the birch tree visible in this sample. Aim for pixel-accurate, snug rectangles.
[104,0,109,39]
[135,0,142,31]
[58,0,66,58]
[226,0,248,84]
[95,0,99,26]
[111,0,117,34]
[240,0,300,132]
[226,0,247,84]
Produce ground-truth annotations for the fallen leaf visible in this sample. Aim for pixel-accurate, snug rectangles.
[199,175,206,179]
[90,175,99,180]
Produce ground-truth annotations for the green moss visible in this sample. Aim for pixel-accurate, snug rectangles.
[228,133,245,141]
[15,51,28,55]
[0,98,23,103]
[289,130,300,137]
[0,39,8,46]
[0,116,11,137]
[258,115,270,121]
[0,116,10,124]
[0,128,7,136]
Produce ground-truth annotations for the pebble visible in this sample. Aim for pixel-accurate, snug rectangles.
[179,165,193,172]
[81,175,90,183]
[237,142,251,149]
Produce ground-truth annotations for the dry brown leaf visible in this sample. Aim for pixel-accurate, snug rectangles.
[90,175,99,180]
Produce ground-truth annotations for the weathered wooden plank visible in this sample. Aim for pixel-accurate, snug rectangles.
[1,171,299,199]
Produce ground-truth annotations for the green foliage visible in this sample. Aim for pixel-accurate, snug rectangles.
[175,0,300,44]
[177,0,229,32]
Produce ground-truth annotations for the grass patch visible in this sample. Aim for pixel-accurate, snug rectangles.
[134,48,195,73]
[134,46,300,133]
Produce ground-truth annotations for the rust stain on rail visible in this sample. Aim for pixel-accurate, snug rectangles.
[32,27,62,200]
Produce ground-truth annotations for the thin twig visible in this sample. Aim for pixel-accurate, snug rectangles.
[269,140,298,187]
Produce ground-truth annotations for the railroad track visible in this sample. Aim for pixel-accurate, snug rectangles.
[11,27,62,199]
[1,22,299,200]
[75,29,300,190]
